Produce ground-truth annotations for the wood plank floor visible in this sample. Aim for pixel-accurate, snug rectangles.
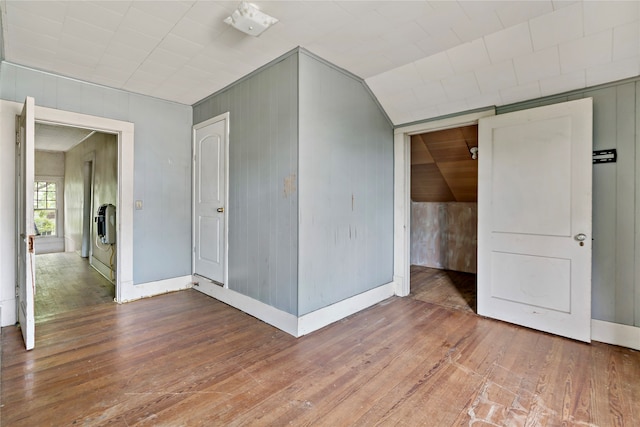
[35,252,115,322]
[2,267,639,426]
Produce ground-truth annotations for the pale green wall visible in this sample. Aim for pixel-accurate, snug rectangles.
[64,132,117,270]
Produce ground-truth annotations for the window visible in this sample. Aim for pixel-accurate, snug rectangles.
[34,181,58,236]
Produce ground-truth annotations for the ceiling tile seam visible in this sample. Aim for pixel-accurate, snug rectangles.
[452,8,504,44]
[114,2,198,89]
[492,3,509,30]
[90,1,135,79]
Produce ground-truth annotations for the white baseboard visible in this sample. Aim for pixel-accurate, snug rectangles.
[298,282,396,336]
[591,319,640,350]
[192,277,395,338]
[91,255,114,283]
[191,276,298,336]
[119,275,193,303]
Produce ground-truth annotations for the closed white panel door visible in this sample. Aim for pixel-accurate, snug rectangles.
[193,117,227,283]
[16,96,36,350]
[477,98,592,342]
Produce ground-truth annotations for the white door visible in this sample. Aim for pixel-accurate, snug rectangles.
[477,98,592,342]
[15,96,36,350]
[193,115,228,284]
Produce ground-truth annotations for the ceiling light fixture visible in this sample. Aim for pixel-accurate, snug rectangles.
[224,2,278,37]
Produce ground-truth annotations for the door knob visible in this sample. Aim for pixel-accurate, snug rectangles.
[574,233,587,241]
[217,207,224,213]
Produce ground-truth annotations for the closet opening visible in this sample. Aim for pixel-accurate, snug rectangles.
[409,124,478,314]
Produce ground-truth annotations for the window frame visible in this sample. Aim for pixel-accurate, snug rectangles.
[34,176,64,239]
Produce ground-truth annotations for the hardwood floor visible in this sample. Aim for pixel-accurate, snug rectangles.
[2,268,639,426]
[410,265,476,314]
[35,252,115,322]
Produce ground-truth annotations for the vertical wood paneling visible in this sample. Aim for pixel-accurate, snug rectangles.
[614,83,635,325]
[589,87,619,322]
[192,54,299,315]
[298,53,393,315]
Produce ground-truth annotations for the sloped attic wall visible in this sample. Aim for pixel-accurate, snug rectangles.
[298,51,394,315]
[193,48,394,318]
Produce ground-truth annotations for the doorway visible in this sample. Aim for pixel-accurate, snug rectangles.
[409,124,479,313]
[15,98,135,349]
[192,113,229,286]
[33,124,118,320]
[394,100,593,342]
[392,109,495,300]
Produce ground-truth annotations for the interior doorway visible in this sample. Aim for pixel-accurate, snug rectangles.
[409,124,478,313]
[33,123,118,320]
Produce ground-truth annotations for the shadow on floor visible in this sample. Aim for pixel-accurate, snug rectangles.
[410,265,476,313]
[35,252,115,322]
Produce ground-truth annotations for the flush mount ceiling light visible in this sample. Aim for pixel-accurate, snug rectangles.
[224,2,278,37]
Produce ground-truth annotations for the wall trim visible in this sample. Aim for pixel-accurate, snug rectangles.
[90,254,114,283]
[297,282,395,336]
[591,319,640,351]
[192,276,298,336]
[33,103,135,304]
[192,277,395,338]
[393,108,496,297]
[119,275,193,303]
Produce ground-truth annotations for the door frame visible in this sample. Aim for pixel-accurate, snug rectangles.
[392,109,496,297]
[33,104,134,302]
[192,112,230,287]
[81,153,95,259]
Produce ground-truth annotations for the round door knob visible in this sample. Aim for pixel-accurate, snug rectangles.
[574,233,587,241]
[217,207,224,213]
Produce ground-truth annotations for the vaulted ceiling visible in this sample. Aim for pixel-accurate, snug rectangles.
[1,1,638,125]
[411,125,478,203]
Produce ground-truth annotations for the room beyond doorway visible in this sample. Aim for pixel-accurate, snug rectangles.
[35,252,114,322]
[409,124,478,313]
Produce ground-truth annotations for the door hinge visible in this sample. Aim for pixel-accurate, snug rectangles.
[593,149,616,164]
[15,115,21,146]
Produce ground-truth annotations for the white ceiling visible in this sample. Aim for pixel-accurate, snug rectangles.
[35,123,94,151]
[1,1,639,125]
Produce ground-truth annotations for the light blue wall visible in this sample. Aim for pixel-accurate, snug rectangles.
[0,62,193,285]
[298,52,394,315]
[498,77,640,328]
[193,52,299,315]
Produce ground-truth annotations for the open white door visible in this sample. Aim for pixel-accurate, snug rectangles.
[15,96,36,350]
[193,114,228,284]
[477,98,592,342]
